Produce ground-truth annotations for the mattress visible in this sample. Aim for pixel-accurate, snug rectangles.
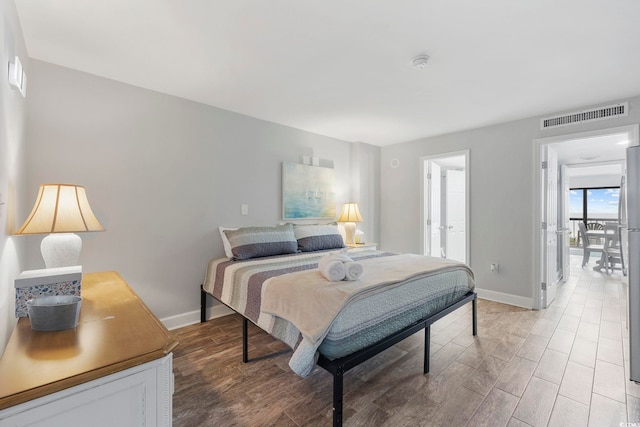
[317,268,472,359]
[203,250,475,376]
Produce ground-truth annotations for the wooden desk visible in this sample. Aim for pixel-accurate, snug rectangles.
[0,271,178,425]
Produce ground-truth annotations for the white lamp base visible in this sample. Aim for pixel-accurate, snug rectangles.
[343,222,356,245]
[41,233,82,268]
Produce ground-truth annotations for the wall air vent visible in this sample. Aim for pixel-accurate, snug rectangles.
[540,102,628,130]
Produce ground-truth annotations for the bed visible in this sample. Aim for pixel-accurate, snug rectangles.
[200,224,477,426]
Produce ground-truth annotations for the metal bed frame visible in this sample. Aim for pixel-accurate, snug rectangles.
[201,286,477,427]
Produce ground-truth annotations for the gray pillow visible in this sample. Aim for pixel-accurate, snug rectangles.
[294,223,345,252]
[224,224,298,260]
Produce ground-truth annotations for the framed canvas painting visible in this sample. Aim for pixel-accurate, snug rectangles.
[282,162,336,219]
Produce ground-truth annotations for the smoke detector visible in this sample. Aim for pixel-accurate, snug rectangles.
[411,55,430,70]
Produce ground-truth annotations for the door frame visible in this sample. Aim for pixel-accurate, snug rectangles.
[559,164,571,282]
[427,161,442,257]
[420,150,470,264]
[541,144,560,308]
[533,124,639,309]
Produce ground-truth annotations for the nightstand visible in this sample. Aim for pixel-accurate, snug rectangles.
[0,271,177,426]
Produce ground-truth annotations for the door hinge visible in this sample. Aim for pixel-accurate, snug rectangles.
[541,161,548,169]
[427,172,432,179]
[541,222,547,230]
[541,282,547,290]
[427,219,431,226]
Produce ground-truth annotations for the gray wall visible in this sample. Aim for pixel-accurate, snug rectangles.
[0,0,28,354]
[381,95,640,306]
[23,60,380,326]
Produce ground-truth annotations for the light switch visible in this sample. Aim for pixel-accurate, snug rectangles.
[241,204,249,215]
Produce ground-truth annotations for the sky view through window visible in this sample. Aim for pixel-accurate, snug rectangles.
[570,187,620,219]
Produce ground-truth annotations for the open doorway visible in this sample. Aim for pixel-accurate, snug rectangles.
[534,125,639,309]
[421,151,470,264]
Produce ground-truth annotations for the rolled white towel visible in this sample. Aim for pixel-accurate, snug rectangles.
[318,251,352,282]
[343,261,363,281]
[318,251,353,271]
[319,260,346,281]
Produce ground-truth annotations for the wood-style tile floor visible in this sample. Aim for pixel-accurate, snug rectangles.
[172,254,637,426]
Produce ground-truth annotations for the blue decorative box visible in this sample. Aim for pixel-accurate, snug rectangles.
[15,266,82,318]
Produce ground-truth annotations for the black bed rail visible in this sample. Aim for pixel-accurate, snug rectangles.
[201,285,252,363]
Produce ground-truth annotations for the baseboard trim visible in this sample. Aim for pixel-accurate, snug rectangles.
[160,304,234,331]
[475,287,534,309]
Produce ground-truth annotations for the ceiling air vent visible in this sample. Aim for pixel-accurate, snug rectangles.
[540,102,628,130]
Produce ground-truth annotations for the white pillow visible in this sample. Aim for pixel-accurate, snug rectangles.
[218,227,238,258]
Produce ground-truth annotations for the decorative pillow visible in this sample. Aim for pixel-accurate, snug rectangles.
[294,223,345,252]
[218,226,238,258]
[224,224,298,260]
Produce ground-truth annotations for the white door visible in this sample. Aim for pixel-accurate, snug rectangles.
[541,146,559,306]
[559,164,571,281]
[428,161,442,257]
[445,169,466,263]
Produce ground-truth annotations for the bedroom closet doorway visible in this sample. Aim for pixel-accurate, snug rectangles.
[421,151,470,264]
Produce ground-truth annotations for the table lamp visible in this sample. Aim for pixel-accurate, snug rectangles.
[338,202,363,245]
[14,184,105,268]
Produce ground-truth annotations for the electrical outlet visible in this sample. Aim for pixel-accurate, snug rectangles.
[241,204,249,215]
[490,263,499,273]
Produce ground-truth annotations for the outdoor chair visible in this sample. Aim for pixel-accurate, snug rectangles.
[578,221,605,268]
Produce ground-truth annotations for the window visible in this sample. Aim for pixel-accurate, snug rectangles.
[569,187,620,222]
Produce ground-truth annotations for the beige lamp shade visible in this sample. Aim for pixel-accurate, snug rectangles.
[15,184,105,235]
[15,184,104,268]
[337,202,363,223]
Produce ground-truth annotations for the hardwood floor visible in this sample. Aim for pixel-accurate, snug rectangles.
[172,254,636,426]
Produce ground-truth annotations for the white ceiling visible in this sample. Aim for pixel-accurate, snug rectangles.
[14,0,640,147]
[551,132,629,165]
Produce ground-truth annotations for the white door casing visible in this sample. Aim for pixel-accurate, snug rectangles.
[541,145,559,307]
[534,125,639,310]
[420,151,470,264]
[560,164,571,281]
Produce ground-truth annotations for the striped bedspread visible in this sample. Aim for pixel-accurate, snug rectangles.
[203,250,474,377]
